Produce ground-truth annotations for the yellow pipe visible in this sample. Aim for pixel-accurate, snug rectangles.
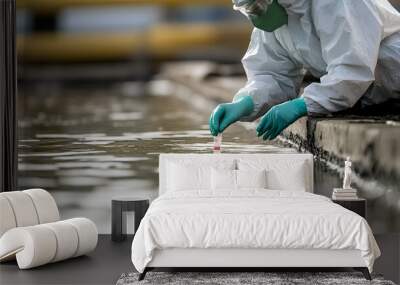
[17,23,251,62]
[148,24,220,58]
[17,0,232,15]
[148,24,251,58]
[18,32,145,62]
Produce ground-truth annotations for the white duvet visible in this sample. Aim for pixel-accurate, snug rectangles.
[131,190,380,273]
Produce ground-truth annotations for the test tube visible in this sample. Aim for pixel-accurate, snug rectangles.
[213,134,222,153]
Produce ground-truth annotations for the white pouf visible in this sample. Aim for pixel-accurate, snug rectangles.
[1,191,39,227]
[42,221,79,262]
[0,189,98,269]
[23,188,60,223]
[65,218,98,257]
[0,196,16,237]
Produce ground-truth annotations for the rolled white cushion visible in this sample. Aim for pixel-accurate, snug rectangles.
[1,191,39,227]
[0,195,16,237]
[23,189,59,223]
[0,226,57,269]
[0,218,98,269]
[43,221,79,262]
[64,218,98,257]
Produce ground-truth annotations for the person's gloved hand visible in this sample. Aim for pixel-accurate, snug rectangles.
[209,95,254,136]
[256,97,307,140]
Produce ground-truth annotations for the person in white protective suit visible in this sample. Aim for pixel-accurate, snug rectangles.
[209,0,400,140]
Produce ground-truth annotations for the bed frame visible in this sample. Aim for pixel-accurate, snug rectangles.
[139,154,371,281]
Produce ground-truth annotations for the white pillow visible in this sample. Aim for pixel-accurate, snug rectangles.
[238,159,308,191]
[211,168,236,191]
[167,163,211,191]
[266,161,307,191]
[236,169,267,189]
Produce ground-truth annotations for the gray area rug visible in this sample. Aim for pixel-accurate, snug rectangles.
[117,272,395,285]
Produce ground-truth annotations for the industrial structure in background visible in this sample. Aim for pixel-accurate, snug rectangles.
[16,0,400,62]
[15,0,400,81]
[16,0,250,70]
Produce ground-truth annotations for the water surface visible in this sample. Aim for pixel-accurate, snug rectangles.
[18,83,295,233]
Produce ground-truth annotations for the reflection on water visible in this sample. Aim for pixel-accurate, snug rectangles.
[18,84,295,233]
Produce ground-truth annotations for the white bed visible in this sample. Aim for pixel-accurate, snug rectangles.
[131,154,380,280]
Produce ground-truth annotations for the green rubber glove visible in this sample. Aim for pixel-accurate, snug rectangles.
[256,97,307,140]
[209,95,254,136]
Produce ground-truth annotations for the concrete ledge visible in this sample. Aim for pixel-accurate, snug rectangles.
[283,118,400,189]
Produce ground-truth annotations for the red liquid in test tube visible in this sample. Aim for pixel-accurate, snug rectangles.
[213,134,222,153]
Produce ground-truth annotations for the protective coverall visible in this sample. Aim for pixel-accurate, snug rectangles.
[210,0,400,139]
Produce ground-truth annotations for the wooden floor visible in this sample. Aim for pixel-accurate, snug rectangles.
[1,234,398,285]
[0,235,133,285]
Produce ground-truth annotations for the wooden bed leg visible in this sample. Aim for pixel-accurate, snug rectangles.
[354,267,372,280]
[138,268,148,281]
[362,268,372,281]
